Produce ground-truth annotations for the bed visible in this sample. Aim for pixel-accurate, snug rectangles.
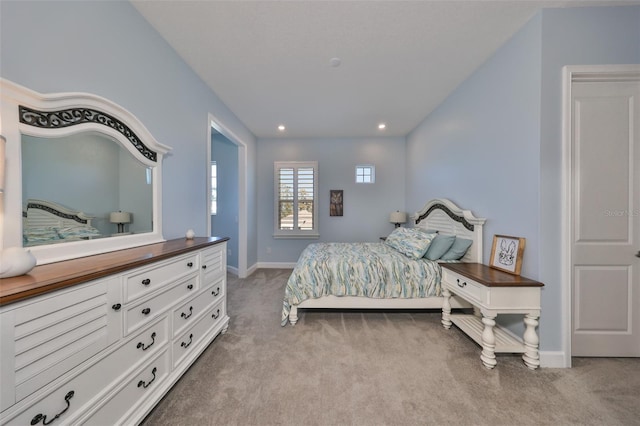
[281,198,486,326]
[22,199,102,246]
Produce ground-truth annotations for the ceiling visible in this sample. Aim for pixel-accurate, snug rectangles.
[132,0,639,139]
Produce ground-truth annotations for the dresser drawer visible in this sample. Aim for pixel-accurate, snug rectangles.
[202,244,226,283]
[10,277,120,404]
[124,253,200,303]
[443,270,485,305]
[1,318,168,426]
[173,284,224,338]
[173,300,226,368]
[124,275,199,335]
[203,273,226,299]
[80,349,171,426]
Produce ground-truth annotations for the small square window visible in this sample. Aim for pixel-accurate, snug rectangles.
[356,165,375,183]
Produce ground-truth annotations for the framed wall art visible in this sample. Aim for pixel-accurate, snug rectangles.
[330,190,343,216]
[489,234,525,275]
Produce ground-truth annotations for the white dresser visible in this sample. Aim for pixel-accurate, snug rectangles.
[0,237,229,425]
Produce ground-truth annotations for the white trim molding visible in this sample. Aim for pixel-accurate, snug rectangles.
[256,262,297,270]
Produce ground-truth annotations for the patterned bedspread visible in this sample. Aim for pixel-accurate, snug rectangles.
[281,242,442,325]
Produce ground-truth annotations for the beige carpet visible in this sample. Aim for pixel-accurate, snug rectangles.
[142,269,640,426]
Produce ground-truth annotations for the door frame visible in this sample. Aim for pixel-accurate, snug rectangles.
[561,64,640,367]
[207,113,248,278]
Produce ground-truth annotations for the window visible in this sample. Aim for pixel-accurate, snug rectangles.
[274,161,318,238]
[356,164,375,183]
[210,161,217,215]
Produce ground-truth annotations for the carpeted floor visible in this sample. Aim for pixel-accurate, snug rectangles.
[142,269,640,426]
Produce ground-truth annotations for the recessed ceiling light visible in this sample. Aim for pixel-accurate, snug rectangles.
[378,123,386,130]
[278,125,286,131]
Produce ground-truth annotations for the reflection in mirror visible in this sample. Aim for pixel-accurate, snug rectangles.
[21,133,152,247]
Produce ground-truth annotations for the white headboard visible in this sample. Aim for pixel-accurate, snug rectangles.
[413,199,486,263]
[24,199,94,229]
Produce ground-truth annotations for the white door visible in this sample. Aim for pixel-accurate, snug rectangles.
[571,76,640,357]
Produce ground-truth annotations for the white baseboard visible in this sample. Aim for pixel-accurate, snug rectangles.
[246,263,258,277]
[226,265,238,276]
[256,262,296,269]
[540,351,569,368]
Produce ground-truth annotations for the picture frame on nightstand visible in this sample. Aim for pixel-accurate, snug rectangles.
[489,234,525,275]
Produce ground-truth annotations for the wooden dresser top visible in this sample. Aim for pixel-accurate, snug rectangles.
[0,237,229,306]
[441,262,544,287]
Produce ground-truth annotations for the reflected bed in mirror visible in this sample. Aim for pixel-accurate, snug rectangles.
[22,133,153,247]
[0,79,171,265]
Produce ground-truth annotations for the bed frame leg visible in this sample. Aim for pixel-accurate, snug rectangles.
[289,306,298,326]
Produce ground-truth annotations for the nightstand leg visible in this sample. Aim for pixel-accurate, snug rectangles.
[441,287,452,329]
[480,315,497,369]
[522,314,540,370]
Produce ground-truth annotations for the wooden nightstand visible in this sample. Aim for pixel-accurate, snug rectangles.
[440,263,544,370]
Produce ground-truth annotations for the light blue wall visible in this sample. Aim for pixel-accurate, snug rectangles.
[407,5,640,353]
[211,133,239,268]
[257,137,406,263]
[407,13,542,278]
[0,0,257,262]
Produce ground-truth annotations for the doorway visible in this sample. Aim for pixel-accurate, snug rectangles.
[563,65,640,361]
[208,115,248,278]
[211,129,239,272]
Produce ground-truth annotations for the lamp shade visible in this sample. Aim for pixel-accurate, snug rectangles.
[110,211,131,224]
[389,211,407,224]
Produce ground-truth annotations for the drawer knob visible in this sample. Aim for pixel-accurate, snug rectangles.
[137,367,157,389]
[456,278,466,288]
[112,303,122,311]
[181,306,193,320]
[212,309,221,320]
[202,265,207,270]
[181,333,193,349]
[212,287,220,297]
[141,278,151,286]
[30,390,74,425]
[141,307,151,315]
[187,262,194,268]
[187,284,194,290]
[136,332,156,351]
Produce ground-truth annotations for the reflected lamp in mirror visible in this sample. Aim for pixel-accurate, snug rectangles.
[389,211,407,228]
[110,211,132,234]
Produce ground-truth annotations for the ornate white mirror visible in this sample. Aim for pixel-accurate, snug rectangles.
[0,79,171,265]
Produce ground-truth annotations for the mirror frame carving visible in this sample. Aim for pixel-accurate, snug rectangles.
[0,79,171,264]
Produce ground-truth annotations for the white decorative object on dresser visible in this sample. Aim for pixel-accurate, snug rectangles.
[441,263,544,370]
[0,237,229,425]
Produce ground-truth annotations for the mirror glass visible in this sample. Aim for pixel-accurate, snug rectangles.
[21,133,153,247]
